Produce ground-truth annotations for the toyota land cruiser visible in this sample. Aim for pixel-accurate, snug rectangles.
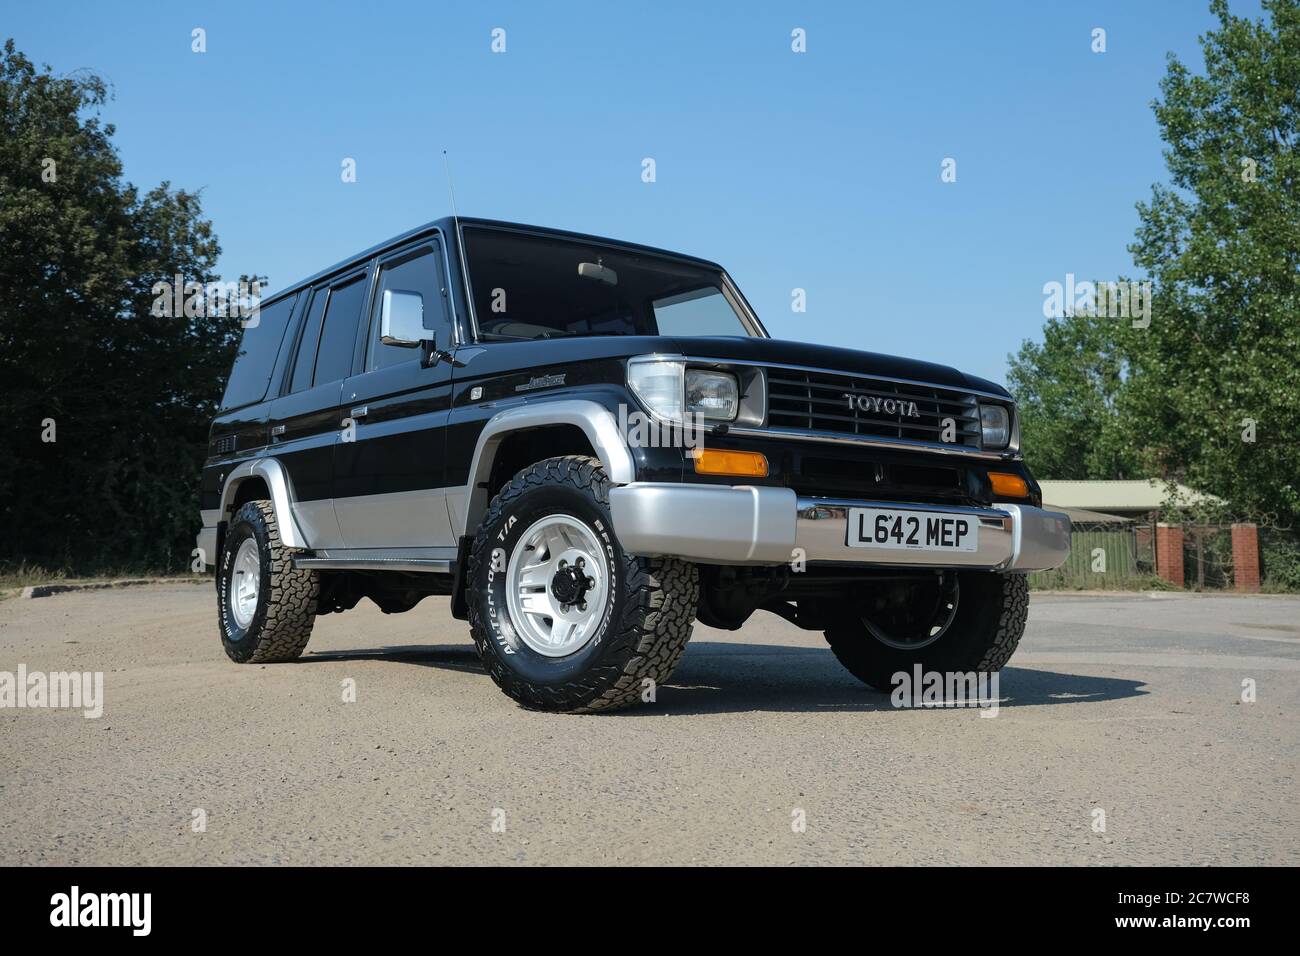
[197,218,1070,712]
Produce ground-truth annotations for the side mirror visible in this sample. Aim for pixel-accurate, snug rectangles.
[380,289,434,347]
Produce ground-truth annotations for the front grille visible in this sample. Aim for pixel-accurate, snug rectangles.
[765,367,983,449]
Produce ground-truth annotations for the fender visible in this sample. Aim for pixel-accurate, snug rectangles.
[218,457,309,549]
[454,399,635,538]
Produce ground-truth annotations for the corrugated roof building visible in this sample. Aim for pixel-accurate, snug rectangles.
[1039,480,1224,518]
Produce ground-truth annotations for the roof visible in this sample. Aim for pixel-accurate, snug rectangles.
[1039,479,1225,513]
[1056,506,1135,525]
[258,216,726,307]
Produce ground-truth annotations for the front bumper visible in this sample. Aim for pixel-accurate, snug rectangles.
[608,483,1071,572]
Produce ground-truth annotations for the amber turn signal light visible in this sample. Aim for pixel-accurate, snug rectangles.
[691,448,769,477]
[988,471,1029,498]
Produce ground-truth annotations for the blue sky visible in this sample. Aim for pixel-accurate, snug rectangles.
[5,0,1261,384]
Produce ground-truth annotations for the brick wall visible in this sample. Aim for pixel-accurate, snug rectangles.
[1231,523,1261,592]
[1155,523,1184,587]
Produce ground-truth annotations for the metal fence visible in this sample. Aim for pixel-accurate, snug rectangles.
[1029,521,1142,589]
[1030,513,1300,593]
[1182,525,1235,590]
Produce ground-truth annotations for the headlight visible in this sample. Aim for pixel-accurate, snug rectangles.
[627,357,685,420]
[979,404,1010,449]
[685,369,739,421]
[627,358,740,423]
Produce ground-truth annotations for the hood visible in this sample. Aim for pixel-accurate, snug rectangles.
[670,336,1010,398]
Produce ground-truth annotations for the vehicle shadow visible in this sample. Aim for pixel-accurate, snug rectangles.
[302,644,485,675]
[299,641,1148,716]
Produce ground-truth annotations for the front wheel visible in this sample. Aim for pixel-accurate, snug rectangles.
[217,500,319,663]
[465,456,698,713]
[823,572,1029,692]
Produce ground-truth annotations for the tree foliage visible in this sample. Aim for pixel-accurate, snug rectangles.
[1010,0,1300,527]
[1007,308,1136,481]
[0,39,244,571]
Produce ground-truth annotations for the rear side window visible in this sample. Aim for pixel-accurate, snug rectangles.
[219,294,298,411]
[290,288,329,393]
[313,274,369,385]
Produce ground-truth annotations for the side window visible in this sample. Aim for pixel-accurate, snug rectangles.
[289,287,328,393]
[312,274,369,386]
[366,245,449,371]
[219,294,297,410]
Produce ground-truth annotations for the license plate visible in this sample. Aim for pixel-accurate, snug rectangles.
[847,507,979,552]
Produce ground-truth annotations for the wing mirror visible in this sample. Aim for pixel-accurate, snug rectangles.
[380,289,452,367]
[380,289,434,347]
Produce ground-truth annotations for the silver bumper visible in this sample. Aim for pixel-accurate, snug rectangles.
[608,483,1071,572]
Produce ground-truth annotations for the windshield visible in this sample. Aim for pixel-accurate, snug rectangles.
[463,227,755,341]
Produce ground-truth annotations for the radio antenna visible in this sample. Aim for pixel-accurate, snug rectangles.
[442,149,477,333]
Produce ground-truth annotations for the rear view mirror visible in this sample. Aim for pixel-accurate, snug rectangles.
[578,261,618,285]
[380,289,433,347]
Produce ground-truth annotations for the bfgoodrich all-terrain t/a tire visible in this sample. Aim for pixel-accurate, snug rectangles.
[824,571,1029,692]
[217,500,319,663]
[466,456,699,713]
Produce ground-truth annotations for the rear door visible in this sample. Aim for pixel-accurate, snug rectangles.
[268,268,371,549]
[333,238,457,548]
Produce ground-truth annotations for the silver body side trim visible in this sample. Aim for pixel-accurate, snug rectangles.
[455,399,636,537]
[332,487,456,549]
[291,499,346,550]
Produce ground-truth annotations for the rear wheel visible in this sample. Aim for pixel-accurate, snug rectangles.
[217,500,319,663]
[823,571,1028,692]
[466,456,698,713]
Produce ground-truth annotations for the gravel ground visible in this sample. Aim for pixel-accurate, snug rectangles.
[1,583,1296,865]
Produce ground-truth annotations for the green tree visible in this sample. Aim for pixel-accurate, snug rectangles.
[0,39,246,572]
[1121,0,1300,526]
[1009,1,1299,528]
[1007,306,1135,480]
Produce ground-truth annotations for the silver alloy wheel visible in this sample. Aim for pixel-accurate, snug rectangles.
[229,537,261,631]
[505,513,611,657]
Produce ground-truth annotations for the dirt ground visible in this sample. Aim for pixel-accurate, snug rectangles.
[1,582,1296,865]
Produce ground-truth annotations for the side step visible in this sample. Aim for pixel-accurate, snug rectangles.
[291,552,455,574]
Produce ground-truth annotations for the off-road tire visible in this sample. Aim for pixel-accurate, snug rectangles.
[466,456,699,713]
[217,500,319,663]
[824,571,1029,692]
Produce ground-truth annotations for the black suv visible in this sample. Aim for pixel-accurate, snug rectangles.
[198,218,1070,712]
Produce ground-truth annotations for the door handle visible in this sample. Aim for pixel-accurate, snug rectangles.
[349,405,369,420]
